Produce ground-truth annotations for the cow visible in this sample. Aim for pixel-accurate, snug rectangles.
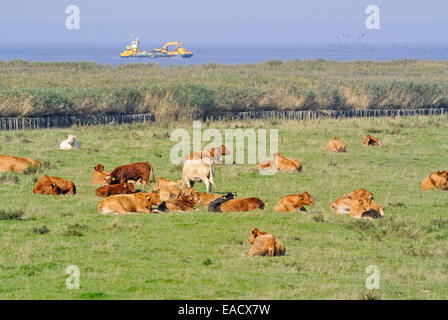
[182,144,230,164]
[421,170,448,190]
[247,228,285,257]
[251,153,302,172]
[274,192,314,212]
[330,188,373,214]
[181,158,216,193]
[331,188,384,219]
[91,164,111,186]
[326,137,346,152]
[153,177,184,201]
[32,175,76,195]
[155,194,200,212]
[95,182,135,198]
[106,162,155,191]
[60,135,81,150]
[97,191,161,215]
[183,188,235,206]
[363,134,381,147]
[0,155,42,173]
[208,197,265,212]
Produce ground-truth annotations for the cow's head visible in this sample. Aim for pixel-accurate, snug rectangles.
[220,144,231,155]
[145,191,162,207]
[248,228,263,244]
[94,164,104,172]
[105,176,116,185]
[431,170,448,189]
[354,188,374,200]
[300,192,314,206]
[124,182,135,193]
[40,182,61,195]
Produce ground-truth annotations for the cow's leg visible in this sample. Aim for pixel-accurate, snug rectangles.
[204,179,211,193]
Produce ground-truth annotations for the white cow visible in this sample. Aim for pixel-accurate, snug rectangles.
[60,135,81,150]
[181,157,216,193]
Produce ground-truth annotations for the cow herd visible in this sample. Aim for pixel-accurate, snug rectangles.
[1,133,447,257]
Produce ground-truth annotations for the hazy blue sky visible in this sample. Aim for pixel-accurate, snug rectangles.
[0,0,446,44]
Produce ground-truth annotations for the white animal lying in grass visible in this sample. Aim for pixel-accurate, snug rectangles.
[60,135,81,150]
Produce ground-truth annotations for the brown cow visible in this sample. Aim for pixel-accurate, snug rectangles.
[247,228,285,257]
[208,197,265,212]
[106,162,155,191]
[330,188,373,214]
[91,164,111,186]
[97,191,161,215]
[95,182,135,198]
[153,177,184,201]
[183,188,235,207]
[32,175,76,195]
[274,192,314,212]
[0,155,42,173]
[326,137,347,152]
[155,194,200,212]
[421,170,448,190]
[182,144,231,164]
[331,188,384,219]
[251,153,302,172]
[363,134,381,147]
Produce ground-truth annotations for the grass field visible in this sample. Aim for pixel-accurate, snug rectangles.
[1,59,447,118]
[1,116,448,299]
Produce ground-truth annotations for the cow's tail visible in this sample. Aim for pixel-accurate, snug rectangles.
[208,198,231,213]
[157,201,168,212]
[151,163,155,183]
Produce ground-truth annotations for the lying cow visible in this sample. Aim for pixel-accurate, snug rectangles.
[95,182,135,198]
[326,137,346,152]
[106,162,155,191]
[155,194,200,212]
[182,144,230,164]
[91,164,111,186]
[421,170,448,190]
[182,158,216,193]
[331,188,384,219]
[251,153,302,172]
[97,191,161,215]
[60,135,81,150]
[274,192,314,212]
[153,177,184,201]
[32,175,76,195]
[247,228,285,257]
[208,197,265,212]
[0,155,42,173]
[363,134,381,147]
[183,188,235,206]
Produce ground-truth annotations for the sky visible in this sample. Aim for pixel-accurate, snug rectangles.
[0,0,447,44]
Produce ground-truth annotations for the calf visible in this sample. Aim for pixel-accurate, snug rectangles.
[97,191,161,215]
[331,188,384,219]
[274,192,314,212]
[0,155,42,173]
[421,170,448,190]
[182,158,216,193]
[326,137,346,152]
[251,153,302,172]
[107,162,155,191]
[32,175,76,195]
[153,177,184,201]
[330,188,374,214]
[60,135,81,150]
[247,228,285,257]
[363,134,381,147]
[91,164,111,186]
[182,144,230,164]
[156,194,199,212]
[208,197,265,212]
[95,182,135,198]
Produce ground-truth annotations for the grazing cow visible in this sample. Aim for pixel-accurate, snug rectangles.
[0,155,42,173]
[91,164,111,186]
[208,197,265,212]
[182,158,216,193]
[32,175,76,195]
[95,182,135,198]
[60,135,81,150]
[274,192,314,212]
[97,191,161,215]
[182,144,231,164]
[247,228,285,257]
[153,177,184,201]
[363,134,381,147]
[251,153,302,172]
[326,137,346,152]
[421,170,448,190]
[331,188,384,219]
[106,162,155,191]
[155,194,200,212]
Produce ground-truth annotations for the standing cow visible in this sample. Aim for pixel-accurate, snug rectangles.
[181,158,216,193]
[106,162,155,191]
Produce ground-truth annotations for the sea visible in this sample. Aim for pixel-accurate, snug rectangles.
[0,43,447,67]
